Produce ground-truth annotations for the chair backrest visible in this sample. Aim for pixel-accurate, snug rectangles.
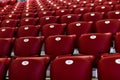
[14,37,44,57]
[50,55,94,80]
[45,35,76,59]
[9,57,50,80]
[41,23,66,38]
[98,54,120,80]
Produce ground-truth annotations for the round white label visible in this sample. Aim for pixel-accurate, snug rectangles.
[49,25,54,28]
[23,38,29,42]
[65,60,74,65]
[22,61,29,66]
[55,37,61,41]
[90,35,96,39]
[76,23,81,27]
[115,59,120,64]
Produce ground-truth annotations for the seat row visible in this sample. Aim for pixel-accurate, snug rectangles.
[0,19,119,38]
[0,53,120,80]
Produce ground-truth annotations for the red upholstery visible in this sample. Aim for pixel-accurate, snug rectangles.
[9,57,50,80]
[20,18,39,26]
[60,14,81,24]
[78,33,112,66]
[107,11,120,19]
[0,38,14,57]
[0,27,16,38]
[1,19,19,27]
[45,35,76,59]
[41,23,66,38]
[40,16,58,26]
[95,19,120,35]
[115,32,120,53]
[50,55,94,80]
[98,53,120,80]
[17,25,40,37]
[14,37,44,57]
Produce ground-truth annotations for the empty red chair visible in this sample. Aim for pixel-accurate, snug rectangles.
[83,12,103,32]
[60,14,81,24]
[115,32,120,53]
[78,33,112,66]
[115,4,120,10]
[98,54,120,80]
[95,5,112,14]
[1,19,18,27]
[55,9,72,16]
[14,37,44,57]
[20,18,39,26]
[45,35,76,59]
[4,14,20,19]
[21,13,37,18]
[9,57,50,80]
[95,19,120,35]
[103,1,118,7]
[38,11,54,18]
[0,58,11,80]
[83,12,103,22]
[41,23,66,38]
[0,38,14,57]
[17,25,40,37]
[74,7,92,15]
[40,16,58,26]
[0,27,16,38]
[107,11,120,19]
[50,55,94,80]
[67,21,92,46]
[52,6,67,11]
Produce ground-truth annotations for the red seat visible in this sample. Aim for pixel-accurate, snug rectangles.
[55,9,72,16]
[9,57,50,80]
[17,25,40,37]
[0,27,16,38]
[45,35,76,60]
[107,11,120,19]
[95,19,120,35]
[14,37,44,57]
[115,32,120,53]
[1,19,19,27]
[20,18,39,26]
[98,53,120,80]
[0,38,14,57]
[0,58,11,80]
[83,12,103,22]
[74,7,92,15]
[38,11,54,18]
[21,12,37,18]
[4,14,20,19]
[41,23,66,38]
[40,16,58,26]
[78,33,112,67]
[95,5,112,14]
[67,21,92,47]
[60,14,81,24]
[50,55,94,80]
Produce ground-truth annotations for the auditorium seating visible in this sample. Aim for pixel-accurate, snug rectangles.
[0,0,120,80]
